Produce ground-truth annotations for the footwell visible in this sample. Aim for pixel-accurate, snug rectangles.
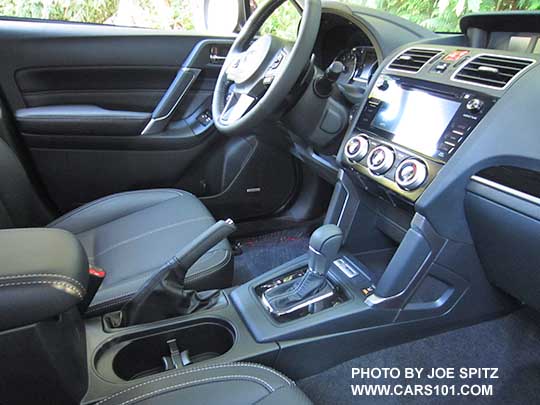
[232,227,312,285]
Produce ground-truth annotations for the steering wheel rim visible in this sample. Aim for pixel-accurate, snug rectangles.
[212,0,322,135]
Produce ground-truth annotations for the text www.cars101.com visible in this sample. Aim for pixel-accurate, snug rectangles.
[351,384,494,397]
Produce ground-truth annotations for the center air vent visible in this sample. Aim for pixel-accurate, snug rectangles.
[453,54,535,89]
[387,48,442,73]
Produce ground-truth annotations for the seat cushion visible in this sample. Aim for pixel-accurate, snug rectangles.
[48,189,232,315]
[96,362,312,405]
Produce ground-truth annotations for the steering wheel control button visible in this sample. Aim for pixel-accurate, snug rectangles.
[263,75,275,86]
[345,135,369,162]
[466,98,484,114]
[368,145,395,175]
[395,158,428,190]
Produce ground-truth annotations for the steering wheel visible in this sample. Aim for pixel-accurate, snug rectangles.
[212,0,321,135]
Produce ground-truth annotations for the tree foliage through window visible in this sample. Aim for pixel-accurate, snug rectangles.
[0,0,540,33]
[341,0,540,32]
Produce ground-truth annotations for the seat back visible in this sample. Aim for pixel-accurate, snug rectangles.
[0,137,51,228]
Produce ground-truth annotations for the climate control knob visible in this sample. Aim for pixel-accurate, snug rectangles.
[367,145,395,175]
[344,135,369,162]
[395,158,428,191]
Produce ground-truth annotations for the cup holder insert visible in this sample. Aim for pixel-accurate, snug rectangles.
[111,322,234,381]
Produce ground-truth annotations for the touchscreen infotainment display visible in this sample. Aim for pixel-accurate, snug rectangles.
[370,80,461,157]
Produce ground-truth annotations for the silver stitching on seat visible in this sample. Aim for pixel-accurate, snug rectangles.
[0,273,86,292]
[95,216,212,257]
[96,363,293,404]
[48,189,185,229]
[0,280,84,299]
[113,375,274,405]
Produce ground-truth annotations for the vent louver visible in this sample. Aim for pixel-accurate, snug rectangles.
[387,48,442,73]
[453,54,534,89]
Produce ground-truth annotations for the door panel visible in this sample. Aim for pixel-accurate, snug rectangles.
[0,20,234,213]
[0,19,300,221]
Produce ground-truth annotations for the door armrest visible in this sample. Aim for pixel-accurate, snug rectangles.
[16,105,151,136]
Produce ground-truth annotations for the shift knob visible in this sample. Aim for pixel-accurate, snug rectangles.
[308,224,343,275]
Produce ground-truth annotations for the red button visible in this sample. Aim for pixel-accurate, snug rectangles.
[444,50,470,62]
[89,267,106,278]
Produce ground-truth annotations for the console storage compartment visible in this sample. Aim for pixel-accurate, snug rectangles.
[95,320,235,381]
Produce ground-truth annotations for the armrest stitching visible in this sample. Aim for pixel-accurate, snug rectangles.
[0,280,83,299]
[0,273,86,292]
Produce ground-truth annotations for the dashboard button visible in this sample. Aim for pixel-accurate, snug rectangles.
[445,133,463,143]
[438,142,454,154]
[395,159,428,191]
[466,98,484,114]
[367,145,395,175]
[344,135,370,162]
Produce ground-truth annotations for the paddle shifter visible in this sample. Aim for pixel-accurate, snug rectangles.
[262,224,343,316]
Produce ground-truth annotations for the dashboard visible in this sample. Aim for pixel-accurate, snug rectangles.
[312,7,540,315]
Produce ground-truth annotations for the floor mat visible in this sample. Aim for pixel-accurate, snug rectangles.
[232,226,313,285]
[298,310,540,404]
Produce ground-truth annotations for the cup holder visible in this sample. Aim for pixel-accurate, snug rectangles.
[95,321,235,381]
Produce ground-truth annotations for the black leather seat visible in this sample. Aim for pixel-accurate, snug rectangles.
[0,138,233,315]
[48,189,233,315]
[97,363,312,405]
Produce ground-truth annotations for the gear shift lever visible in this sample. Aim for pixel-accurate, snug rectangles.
[262,225,343,316]
[308,224,343,275]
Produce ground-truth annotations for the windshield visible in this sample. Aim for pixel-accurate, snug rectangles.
[336,0,540,33]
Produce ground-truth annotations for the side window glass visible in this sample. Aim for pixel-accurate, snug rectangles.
[0,0,240,34]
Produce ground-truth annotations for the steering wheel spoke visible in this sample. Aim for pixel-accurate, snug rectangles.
[225,51,246,82]
[221,91,256,124]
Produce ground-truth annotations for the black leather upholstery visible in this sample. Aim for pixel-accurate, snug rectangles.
[0,228,89,330]
[97,363,312,405]
[0,133,232,316]
[48,189,233,315]
[0,137,52,229]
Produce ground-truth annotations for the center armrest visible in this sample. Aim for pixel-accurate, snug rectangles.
[0,228,89,331]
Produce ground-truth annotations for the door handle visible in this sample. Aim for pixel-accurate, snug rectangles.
[141,67,200,135]
[210,54,227,64]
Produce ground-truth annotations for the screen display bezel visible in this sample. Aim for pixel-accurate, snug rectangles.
[363,76,465,160]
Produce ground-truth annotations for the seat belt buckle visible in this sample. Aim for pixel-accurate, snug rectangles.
[78,266,106,314]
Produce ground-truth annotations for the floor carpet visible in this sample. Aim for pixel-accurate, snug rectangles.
[298,310,540,404]
[232,226,313,285]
